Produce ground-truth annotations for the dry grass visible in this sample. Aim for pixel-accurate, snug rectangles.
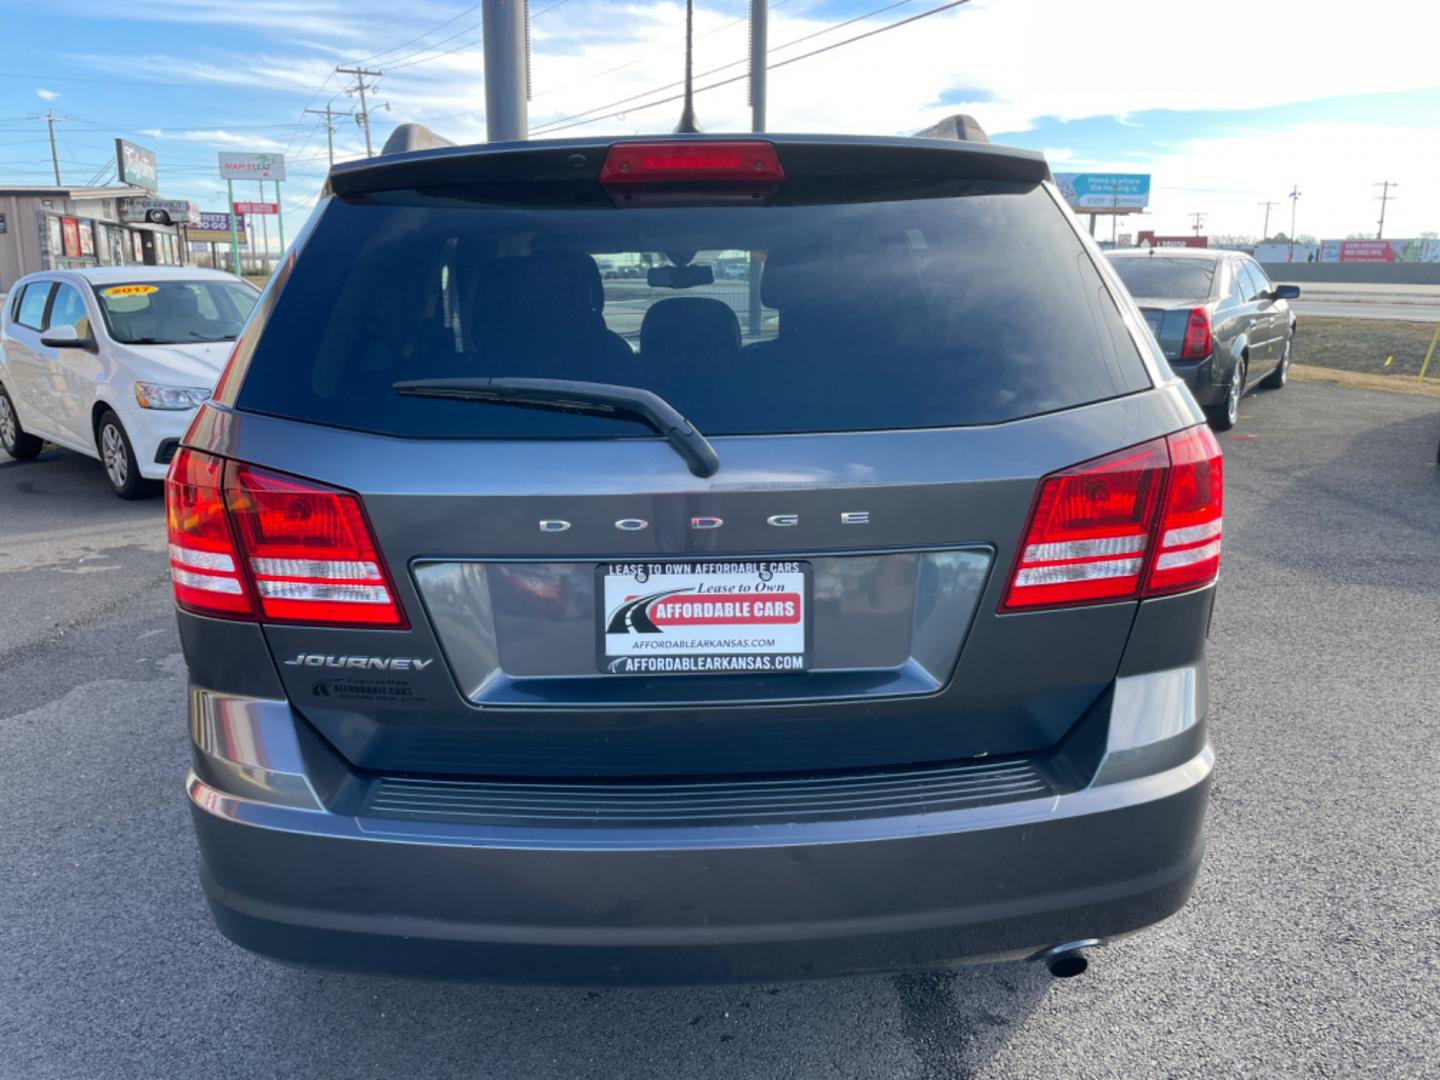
[1295,317,1440,380]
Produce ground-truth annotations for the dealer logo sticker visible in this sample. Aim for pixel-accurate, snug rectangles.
[599,561,808,675]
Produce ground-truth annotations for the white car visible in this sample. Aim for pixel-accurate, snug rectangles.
[0,266,259,498]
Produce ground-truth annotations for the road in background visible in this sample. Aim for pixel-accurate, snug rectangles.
[1290,281,1440,322]
[2,382,1438,1079]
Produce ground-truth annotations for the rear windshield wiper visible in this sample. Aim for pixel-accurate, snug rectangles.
[393,377,720,478]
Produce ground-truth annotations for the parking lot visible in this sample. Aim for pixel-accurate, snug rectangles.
[1,380,1437,1079]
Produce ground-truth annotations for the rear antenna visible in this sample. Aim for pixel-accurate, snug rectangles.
[674,0,702,133]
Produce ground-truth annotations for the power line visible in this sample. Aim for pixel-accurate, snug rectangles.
[531,0,968,137]
[531,0,917,134]
[349,5,477,66]
[384,30,484,71]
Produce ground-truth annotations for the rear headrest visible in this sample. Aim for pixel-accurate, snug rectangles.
[759,246,827,310]
[522,251,606,314]
[640,297,740,359]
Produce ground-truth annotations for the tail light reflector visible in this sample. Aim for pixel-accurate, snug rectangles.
[1180,307,1213,360]
[1002,426,1223,611]
[164,451,405,627]
[1145,425,1224,595]
[1002,440,1168,610]
[225,463,404,627]
[600,141,784,185]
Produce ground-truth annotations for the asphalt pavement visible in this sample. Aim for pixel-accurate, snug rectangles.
[2,381,1438,1079]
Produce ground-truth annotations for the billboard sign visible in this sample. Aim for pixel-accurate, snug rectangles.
[77,219,95,257]
[120,197,199,227]
[115,139,158,191]
[1054,173,1151,213]
[189,211,247,244]
[232,201,278,215]
[1137,231,1207,249]
[1318,238,1440,264]
[218,152,287,181]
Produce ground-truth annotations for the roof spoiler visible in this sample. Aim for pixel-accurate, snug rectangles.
[913,114,989,144]
[380,123,457,156]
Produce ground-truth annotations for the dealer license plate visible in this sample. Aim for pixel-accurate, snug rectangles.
[598,560,810,675]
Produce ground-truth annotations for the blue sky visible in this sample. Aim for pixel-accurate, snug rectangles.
[3,0,1435,251]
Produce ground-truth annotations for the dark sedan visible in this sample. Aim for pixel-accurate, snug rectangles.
[1108,248,1299,429]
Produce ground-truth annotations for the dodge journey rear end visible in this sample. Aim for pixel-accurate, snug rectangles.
[173,132,1218,982]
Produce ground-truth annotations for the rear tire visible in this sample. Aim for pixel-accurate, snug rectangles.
[0,383,44,460]
[1261,334,1292,390]
[96,409,159,500]
[1206,358,1245,431]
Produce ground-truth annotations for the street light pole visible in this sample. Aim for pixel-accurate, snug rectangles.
[482,0,529,141]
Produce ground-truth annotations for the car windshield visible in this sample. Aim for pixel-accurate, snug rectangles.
[235,183,1149,438]
[1107,257,1216,300]
[91,280,259,345]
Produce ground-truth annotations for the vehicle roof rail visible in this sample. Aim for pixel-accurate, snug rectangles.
[913,114,989,144]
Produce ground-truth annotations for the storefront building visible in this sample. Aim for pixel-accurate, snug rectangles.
[0,185,193,294]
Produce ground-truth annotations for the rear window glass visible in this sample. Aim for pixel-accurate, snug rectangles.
[1107,257,1216,301]
[236,183,1149,438]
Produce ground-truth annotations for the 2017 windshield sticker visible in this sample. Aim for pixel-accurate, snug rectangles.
[101,284,158,297]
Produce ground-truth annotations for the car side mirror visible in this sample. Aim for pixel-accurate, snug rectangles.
[39,324,97,351]
[1270,284,1301,301]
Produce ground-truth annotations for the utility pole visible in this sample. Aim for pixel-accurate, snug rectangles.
[305,104,352,168]
[1287,185,1301,262]
[481,0,529,141]
[1189,212,1206,237]
[1374,180,1398,240]
[336,66,383,157]
[1258,200,1278,241]
[33,111,67,185]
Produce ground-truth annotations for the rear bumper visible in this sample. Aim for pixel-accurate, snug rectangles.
[1170,355,1227,406]
[188,737,1211,983]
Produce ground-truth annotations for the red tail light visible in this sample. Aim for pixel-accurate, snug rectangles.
[1002,440,1168,609]
[164,451,405,627]
[1181,307,1213,360]
[166,449,253,617]
[1002,426,1223,611]
[1145,425,1223,595]
[600,141,784,185]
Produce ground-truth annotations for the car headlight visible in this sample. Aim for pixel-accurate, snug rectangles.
[133,383,212,410]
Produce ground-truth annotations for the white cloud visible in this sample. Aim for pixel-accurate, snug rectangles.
[36,88,61,101]
[138,128,287,152]
[71,0,1436,237]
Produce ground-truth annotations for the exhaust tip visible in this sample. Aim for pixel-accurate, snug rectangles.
[1032,938,1102,978]
[1046,951,1088,978]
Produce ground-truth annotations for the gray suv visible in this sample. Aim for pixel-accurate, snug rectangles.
[173,132,1220,983]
